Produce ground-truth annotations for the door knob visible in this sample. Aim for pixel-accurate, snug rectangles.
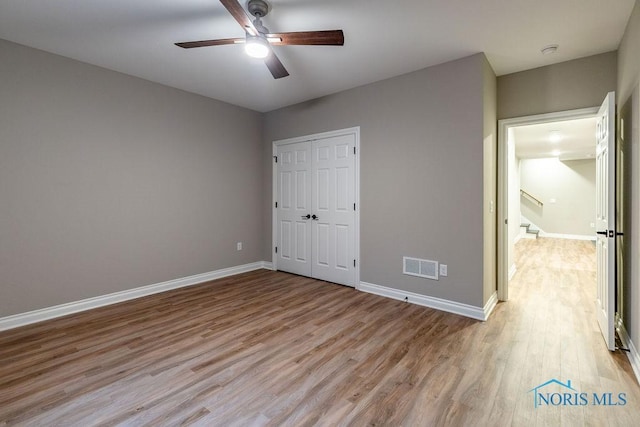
[596,231,607,235]
[301,214,311,219]
[312,214,319,220]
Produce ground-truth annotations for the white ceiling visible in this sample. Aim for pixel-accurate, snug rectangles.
[513,117,598,160]
[0,0,635,112]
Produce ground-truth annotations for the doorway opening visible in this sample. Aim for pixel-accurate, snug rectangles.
[498,107,599,300]
[498,93,618,351]
[500,115,599,344]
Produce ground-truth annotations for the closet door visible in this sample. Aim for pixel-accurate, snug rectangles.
[275,131,356,287]
[276,141,312,277]
[310,134,355,286]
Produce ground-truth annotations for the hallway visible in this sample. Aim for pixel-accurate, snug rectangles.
[503,237,638,425]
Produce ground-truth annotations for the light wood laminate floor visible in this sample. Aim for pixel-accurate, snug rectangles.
[1,238,639,426]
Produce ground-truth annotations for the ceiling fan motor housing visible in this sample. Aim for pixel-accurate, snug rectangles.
[176,0,344,79]
[247,0,269,17]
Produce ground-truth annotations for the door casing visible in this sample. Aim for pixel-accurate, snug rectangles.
[497,107,599,301]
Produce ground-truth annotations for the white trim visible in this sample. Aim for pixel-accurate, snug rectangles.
[272,142,278,269]
[498,106,600,302]
[617,322,640,385]
[508,264,517,281]
[483,292,498,320]
[272,127,360,287]
[0,261,271,331]
[513,233,522,245]
[537,232,596,241]
[358,281,495,321]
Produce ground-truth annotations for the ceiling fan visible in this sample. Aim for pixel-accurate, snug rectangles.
[175,0,345,79]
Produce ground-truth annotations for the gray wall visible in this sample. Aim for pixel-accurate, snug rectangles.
[617,0,640,354]
[264,53,493,308]
[0,39,264,317]
[498,51,618,119]
[519,158,596,236]
[619,2,640,104]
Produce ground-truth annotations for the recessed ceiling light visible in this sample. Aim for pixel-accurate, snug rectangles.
[541,44,559,55]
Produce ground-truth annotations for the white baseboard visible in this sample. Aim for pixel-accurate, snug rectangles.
[508,264,517,281]
[483,292,498,320]
[0,261,272,331]
[617,322,640,385]
[358,281,495,321]
[538,231,595,241]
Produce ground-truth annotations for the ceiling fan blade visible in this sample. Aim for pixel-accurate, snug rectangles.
[219,0,258,36]
[267,30,344,46]
[265,51,289,79]
[175,38,244,49]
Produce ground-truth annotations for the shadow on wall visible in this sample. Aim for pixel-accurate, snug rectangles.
[563,159,597,184]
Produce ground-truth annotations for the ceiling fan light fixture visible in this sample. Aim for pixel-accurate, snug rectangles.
[245,36,270,58]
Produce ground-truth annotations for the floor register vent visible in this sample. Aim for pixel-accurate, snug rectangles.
[403,256,439,280]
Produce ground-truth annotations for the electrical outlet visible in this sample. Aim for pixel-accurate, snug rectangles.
[439,264,448,277]
[237,242,242,251]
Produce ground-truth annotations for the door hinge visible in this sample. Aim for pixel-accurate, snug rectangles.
[273,155,278,163]
[353,146,356,155]
[275,246,278,253]
[353,259,356,267]
[354,203,356,211]
[275,201,278,208]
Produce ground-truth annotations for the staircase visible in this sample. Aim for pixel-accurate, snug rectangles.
[520,223,540,239]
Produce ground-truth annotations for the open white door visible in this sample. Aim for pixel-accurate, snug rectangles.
[595,91,616,351]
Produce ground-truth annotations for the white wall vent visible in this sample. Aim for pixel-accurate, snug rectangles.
[403,256,439,280]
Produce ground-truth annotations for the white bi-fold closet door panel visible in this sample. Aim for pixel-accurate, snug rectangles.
[274,129,358,287]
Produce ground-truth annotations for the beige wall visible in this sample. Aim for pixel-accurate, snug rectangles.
[617,1,640,352]
[0,39,264,317]
[498,52,617,119]
[519,158,596,236]
[264,53,493,308]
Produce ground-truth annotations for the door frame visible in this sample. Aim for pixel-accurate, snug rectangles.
[272,126,361,287]
[497,107,599,301]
